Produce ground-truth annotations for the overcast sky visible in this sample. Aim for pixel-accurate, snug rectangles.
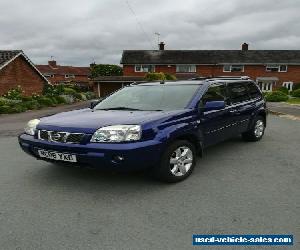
[1,0,299,66]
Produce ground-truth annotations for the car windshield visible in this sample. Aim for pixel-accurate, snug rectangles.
[94,84,201,111]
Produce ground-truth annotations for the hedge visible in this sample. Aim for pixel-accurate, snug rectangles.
[291,89,300,98]
[144,72,166,81]
[277,86,289,94]
[265,91,289,102]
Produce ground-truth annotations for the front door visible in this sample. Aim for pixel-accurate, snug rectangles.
[198,83,233,146]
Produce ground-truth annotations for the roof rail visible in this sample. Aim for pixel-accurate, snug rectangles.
[191,76,251,81]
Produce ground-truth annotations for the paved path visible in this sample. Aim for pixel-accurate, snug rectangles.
[267,102,300,117]
[0,101,90,136]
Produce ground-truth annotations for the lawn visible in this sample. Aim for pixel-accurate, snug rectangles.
[286,97,300,105]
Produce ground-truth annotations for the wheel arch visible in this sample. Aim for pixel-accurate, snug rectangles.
[168,133,203,157]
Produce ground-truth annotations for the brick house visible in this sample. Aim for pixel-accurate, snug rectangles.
[0,50,49,96]
[36,60,91,87]
[121,43,300,92]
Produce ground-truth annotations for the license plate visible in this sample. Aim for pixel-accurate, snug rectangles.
[38,149,77,162]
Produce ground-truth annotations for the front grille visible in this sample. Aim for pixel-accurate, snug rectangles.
[38,130,85,144]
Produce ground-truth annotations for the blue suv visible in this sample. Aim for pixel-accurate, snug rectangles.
[18,77,267,182]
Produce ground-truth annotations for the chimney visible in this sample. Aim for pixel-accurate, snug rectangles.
[48,60,57,68]
[242,43,249,51]
[159,42,165,50]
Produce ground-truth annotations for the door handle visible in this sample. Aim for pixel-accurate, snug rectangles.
[229,109,238,113]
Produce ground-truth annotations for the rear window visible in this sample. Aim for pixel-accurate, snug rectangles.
[227,82,250,104]
[246,82,262,99]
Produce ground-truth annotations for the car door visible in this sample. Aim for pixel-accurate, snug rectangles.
[198,83,233,146]
[226,81,258,134]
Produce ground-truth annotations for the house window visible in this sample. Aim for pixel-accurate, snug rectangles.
[176,65,196,73]
[65,74,75,78]
[134,65,155,72]
[266,65,288,72]
[258,82,273,92]
[282,82,293,91]
[223,65,244,72]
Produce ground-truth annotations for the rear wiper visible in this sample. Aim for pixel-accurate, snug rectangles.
[97,107,143,111]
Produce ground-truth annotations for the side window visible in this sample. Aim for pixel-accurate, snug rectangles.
[200,84,227,107]
[246,82,262,99]
[227,82,250,104]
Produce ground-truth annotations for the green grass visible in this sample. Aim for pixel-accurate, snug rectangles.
[286,97,300,104]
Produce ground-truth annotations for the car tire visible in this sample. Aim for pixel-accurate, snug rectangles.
[242,116,265,142]
[153,140,196,183]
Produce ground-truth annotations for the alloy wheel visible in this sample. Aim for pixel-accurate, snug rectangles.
[169,146,193,177]
[254,120,264,138]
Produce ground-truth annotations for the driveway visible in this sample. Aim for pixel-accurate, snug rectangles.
[0,114,299,250]
[267,102,300,117]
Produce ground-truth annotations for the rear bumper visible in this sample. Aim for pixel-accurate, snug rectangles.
[18,134,164,170]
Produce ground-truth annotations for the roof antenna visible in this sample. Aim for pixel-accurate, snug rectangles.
[154,32,161,45]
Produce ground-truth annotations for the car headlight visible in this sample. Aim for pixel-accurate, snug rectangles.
[90,125,141,143]
[24,119,40,135]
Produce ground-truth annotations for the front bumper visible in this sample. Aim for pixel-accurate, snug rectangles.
[18,134,164,170]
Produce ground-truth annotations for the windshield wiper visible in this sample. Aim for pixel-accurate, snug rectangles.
[97,107,144,111]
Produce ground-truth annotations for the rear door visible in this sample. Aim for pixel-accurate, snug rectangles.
[226,81,259,133]
[199,83,232,146]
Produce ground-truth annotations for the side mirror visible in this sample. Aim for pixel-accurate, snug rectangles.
[90,98,103,109]
[204,101,225,112]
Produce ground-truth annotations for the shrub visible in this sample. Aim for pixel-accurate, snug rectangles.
[0,97,21,105]
[54,96,66,104]
[265,91,289,102]
[59,95,74,104]
[37,97,54,107]
[0,105,11,114]
[79,93,87,101]
[31,93,41,100]
[262,92,269,98]
[23,100,40,110]
[43,84,65,97]
[90,64,123,78]
[65,83,90,92]
[73,92,82,100]
[11,104,27,113]
[85,91,96,100]
[144,72,166,81]
[293,84,300,91]
[291,89,300,98]
[64,87,77,96]
[277,86,289,94]
[3,85,23,100]
[21,96,33,102]
[0,98,6,106]
[165,73,177,81]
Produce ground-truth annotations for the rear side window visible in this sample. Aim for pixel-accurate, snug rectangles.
[246,82,262,99]
[200,84,227,106]
[227,82,250,104]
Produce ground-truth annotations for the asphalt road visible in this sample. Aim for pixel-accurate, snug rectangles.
[0,114,299,250]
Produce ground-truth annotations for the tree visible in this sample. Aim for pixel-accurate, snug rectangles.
[90,64,123,78]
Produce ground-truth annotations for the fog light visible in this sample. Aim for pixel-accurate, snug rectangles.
[112,155,124,164]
